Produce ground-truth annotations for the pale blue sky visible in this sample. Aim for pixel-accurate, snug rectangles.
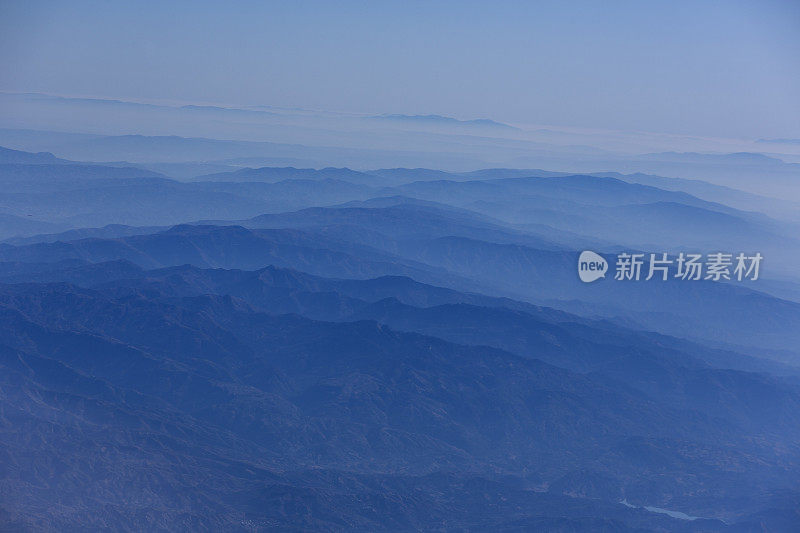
[1,0,799,138]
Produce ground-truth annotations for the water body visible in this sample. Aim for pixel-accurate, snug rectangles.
[620,499,701,521]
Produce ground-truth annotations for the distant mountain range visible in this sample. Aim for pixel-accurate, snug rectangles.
[3,91,800,195]
[1,220,798,361]
[0,145,66,165]
[372,113,519,130]
[1,145,798,355]
[1,141,799,530]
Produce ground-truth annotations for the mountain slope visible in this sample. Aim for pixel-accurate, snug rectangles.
[0,280,797,529]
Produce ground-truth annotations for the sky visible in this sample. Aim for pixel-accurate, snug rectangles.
[1,0,799,139]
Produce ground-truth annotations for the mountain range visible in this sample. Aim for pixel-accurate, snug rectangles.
[2,260,799,530]
[0,143,798,531]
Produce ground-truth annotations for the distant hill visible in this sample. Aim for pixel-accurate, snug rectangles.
[372,113,519,131]
[193,165,386,186]
[0,145,66,164]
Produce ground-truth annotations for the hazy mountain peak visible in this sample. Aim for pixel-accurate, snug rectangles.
[373,113,518,130]
[0,145,64,164]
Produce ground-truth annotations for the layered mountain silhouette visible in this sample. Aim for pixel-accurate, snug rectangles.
[1,146,799,530]
[4,216,796,358]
